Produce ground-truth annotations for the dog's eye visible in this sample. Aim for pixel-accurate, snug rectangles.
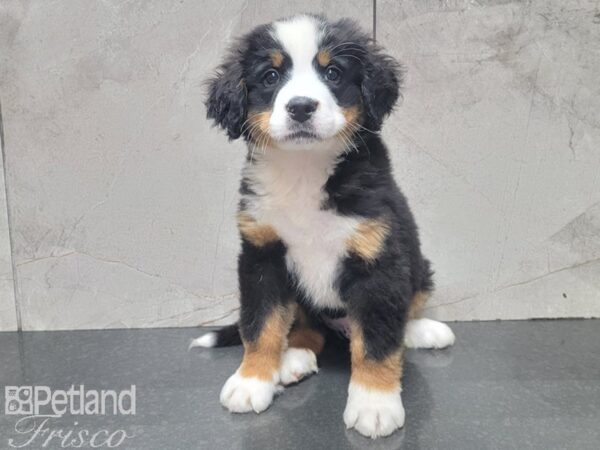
[262,69,280,86]
[325,66,342,83]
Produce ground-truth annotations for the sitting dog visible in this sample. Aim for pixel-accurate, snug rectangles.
[193,14,455,439]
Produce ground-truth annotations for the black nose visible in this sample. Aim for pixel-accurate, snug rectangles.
[286,97,318,123]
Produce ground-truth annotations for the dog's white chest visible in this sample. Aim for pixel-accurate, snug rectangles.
[243,148,358,310]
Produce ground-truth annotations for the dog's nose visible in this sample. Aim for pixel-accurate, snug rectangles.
[286,97,318,123]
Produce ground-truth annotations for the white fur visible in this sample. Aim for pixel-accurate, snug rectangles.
[404,318,456,349]
[279,348,319,385]
[272,16,321,70]
[243,146,357,311]
[220,370,281,413]
[344,383,405,439]
[270,15,346,150]
[189,332,217,348]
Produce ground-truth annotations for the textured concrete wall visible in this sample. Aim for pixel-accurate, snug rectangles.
[379,0,600,320]
[0,103,17,331]
[0,0,598,330]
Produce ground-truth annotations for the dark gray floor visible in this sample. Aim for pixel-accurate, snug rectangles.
[0,320,599,450]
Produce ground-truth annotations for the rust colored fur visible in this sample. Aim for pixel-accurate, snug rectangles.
[349,321,403,391]
[239,305,296,380]
[346,218,390,262]
[287,307,325,355]
[237,212,279,247]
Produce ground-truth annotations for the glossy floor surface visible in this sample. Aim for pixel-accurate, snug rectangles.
[0,320,599,449]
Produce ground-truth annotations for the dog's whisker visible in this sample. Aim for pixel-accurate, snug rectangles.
[338,128,359,156]
[346,121,379,135]
[242,122,260,136]
[257,124,270,157]
[347,123,370,151]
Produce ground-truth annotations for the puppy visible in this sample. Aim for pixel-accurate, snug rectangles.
[193,14,455,439]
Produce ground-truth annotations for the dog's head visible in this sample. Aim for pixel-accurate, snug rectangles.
[205,15,402,151]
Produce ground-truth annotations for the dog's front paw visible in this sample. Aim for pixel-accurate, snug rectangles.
[343,383,405,439]
[220,371,280,413]
[279,348,318,385]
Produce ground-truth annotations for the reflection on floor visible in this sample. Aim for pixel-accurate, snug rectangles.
[0,320,599,449]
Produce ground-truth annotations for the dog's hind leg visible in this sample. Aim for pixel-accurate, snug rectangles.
[404,291,455,349]
[279,306,324,386]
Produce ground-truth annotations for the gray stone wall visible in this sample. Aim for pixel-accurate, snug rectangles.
[0,0,598,330]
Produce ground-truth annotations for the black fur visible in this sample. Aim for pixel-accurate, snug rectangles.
[212,324,242,347]
[320,18,403,131]
[205,53,246,140]
[333,131,432,359]
[238,240,293,342]
[205,24,282,140]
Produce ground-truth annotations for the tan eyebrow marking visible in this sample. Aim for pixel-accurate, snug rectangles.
[317,49,331,67]
[270,51,284,68]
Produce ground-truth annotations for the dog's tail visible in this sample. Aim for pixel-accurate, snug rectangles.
[189,323,242,348]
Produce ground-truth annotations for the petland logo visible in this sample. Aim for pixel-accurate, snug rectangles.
[3,385,136,448]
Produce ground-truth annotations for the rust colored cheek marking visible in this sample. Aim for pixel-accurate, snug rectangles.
[245,110,274,145]
[317,49,331,67]
[239,305,296,381]
[342,105,360,124]
[248,110,272,133]
[346,218,390,262]
[237,212,279,247]
[349,322,403,391]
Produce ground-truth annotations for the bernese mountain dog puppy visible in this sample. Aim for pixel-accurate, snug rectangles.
[192,14,456,439]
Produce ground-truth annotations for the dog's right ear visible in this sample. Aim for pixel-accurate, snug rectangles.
[205,50,247,140]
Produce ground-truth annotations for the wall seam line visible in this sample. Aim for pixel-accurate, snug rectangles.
[0,99,22,331]
[373,0,377,41]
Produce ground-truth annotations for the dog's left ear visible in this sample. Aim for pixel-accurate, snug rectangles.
[361,45,403,131]
[205,52,247,140]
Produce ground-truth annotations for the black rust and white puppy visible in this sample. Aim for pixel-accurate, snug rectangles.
[193,14,456,439]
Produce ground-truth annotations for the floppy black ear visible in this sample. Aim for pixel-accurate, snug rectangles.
[361,45,403,131]
[205,53,247,140]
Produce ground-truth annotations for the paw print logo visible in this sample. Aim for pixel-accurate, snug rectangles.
[4,386,33,415]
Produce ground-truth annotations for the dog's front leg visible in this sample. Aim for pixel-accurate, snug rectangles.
[342,275,409,438]
[220,225,295,413]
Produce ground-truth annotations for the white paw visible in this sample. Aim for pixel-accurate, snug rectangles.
[343,383,405,439]
[404,318,456,349]
[219,371,280,413]
[279,348,318,385]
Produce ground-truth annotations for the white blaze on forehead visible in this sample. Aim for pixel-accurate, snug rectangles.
[272,15,321,70]
[269,16,346,148]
